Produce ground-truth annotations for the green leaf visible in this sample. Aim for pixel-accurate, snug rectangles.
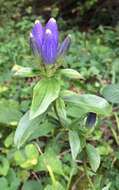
[67,106,87,118]
[102,84,119,103]
[115,175,119,189]
[44,185,54,190]
[69,130,81,160]
[56,98,66,120]
[4,132,14,148]
[97,144,113,155]
[62,93,112,116]
[59,69,83,79]
[24,144,39,162]
[0,156,9,176]
[22,180,43,190]
[102,182,111,190]
[56,98,68,126]
[0,99,22,125]
[55,183,65,190]
[16,168,29,182]
[14,144,39,169]
[30,77,60,119]
[28,122,56,142]
[12,64,41,77]
[14,111,42,148]
[21,144,39,168]
[14,111,55,149]
[60,90,75,97]
[20,100,30,112]
[86,143,100,172]
[34,147,64,176]
[44,183,65,190]
[14,151,25,165]
[7,168,21,190]
[0,177,9,190]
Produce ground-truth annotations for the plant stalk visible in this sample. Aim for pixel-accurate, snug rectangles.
[66,167,75,190]
[83,158,96,190]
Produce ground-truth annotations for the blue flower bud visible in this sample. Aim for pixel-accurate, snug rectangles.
[30,18,71,66]
[45,18,59,46]
[32,20,44,53]
[86,112,96,128]
[58,34,71,56]
[41,29,57,64]
[30,33,40,57]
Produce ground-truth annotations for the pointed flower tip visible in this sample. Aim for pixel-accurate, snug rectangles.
[30,32,33,38]
[35,20,40,24]
[49,18,56,22]
[68,34,71,38]
[46,29,52,34]
[57,34,71,57]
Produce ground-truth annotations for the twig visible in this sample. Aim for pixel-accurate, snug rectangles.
[34,142,57,188]
[113,106,119,112]
[31,171,39,181]
[34,141,43,155]
[75,160,83,164]
[57,149,71,159]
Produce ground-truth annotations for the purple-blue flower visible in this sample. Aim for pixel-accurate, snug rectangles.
[30,18,71,65]
[86,112,96,127]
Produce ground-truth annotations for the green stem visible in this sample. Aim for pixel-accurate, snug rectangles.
[110,127,119,145]
[53,101,65,128]
[83,158,96,190]
[114,112,119,131]
[46,163,57,188]
[66,167,75,190]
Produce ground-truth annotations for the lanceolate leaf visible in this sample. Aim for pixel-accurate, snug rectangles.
[102,84,119,103]
[56,98,68,126]
[12,64,41,77]
[86,143,100,172]
[14,111,42,148]
[59,69,83,79]
[62,93,112,116]
[56,98,66,120]
[30,77,60,119]
[69,130,81,160]
[14,111,55,149]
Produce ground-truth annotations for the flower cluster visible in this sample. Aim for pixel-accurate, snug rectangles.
[30,18,71,65]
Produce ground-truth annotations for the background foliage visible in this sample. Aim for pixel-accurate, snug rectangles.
[0,0,119,189]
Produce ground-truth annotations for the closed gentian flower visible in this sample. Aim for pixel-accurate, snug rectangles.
[30,33,40,57]
[30,18,71,65]
[86,112,96,128]
[45,18,59,46]
[58,34,71,56]
[41,29,58,65]
[32,20,44,53]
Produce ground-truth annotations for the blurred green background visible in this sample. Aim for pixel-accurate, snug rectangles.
[1,0,119,189]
